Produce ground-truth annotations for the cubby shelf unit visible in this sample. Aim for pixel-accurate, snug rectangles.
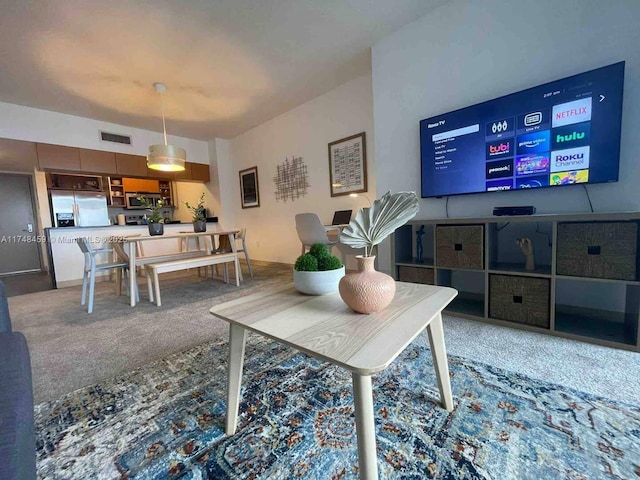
[391,212,640,352]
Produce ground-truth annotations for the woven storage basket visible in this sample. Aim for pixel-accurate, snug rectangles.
[435,225,484,270]
[397,266,434,285]
[556,222,637,280]
[489,274,550,328]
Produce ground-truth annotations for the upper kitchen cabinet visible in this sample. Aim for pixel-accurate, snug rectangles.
[190,163,210,183]
[122,177,160,193]
[79,148,117,174]
[115,153,148,177]
[36,143,80,171]
[172,162,192,181]
[146,167,174,180]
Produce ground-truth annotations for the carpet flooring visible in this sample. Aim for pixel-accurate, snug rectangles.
[34,333,640,479]
[8,263,640,405]
[9,263,290,403]
[6,263,640,479]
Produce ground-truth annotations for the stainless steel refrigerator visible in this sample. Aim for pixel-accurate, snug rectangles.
[50,191,110,227]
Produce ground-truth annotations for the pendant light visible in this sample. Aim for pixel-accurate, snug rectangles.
[147,82,186,172]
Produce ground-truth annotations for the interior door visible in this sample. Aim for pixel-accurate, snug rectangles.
[0,174,42,275]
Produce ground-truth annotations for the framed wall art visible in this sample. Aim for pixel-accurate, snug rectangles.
[328,131,367,197]
[239,166,260,208]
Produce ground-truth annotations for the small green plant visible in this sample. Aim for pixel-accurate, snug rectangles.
[137,194,165,223]
[294,243,342,271]
[294,253,318,272]
[318,255,342,271]
[183,192,206,222]
[309,243,330,259]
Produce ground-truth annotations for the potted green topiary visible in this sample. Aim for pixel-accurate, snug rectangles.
[137,194,165,236]
[183,192,207,232]
[293,243,345,295]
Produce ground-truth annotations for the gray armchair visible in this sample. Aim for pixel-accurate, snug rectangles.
[0,280,36,480]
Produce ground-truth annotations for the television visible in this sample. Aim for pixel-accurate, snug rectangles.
[420,61,625,198]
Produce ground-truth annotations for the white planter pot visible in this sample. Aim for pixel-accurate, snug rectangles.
[293,266,345,295]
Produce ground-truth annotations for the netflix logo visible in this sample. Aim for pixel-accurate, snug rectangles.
[552,97,592,128]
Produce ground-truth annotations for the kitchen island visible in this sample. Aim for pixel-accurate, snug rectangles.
[46,223,232,287]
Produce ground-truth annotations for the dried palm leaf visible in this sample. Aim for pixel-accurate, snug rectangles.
[340,191,419,256]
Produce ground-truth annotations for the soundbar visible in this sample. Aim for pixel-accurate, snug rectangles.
[493,206,536,216]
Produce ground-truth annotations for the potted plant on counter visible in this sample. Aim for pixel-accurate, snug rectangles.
[183,192,207,232]
[137,194,165,236]
[293,243,345,295]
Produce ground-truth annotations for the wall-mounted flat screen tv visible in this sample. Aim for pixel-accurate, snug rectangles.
[420,61,625,198]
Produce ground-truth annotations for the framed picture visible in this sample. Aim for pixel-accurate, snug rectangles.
[328,131,367,197]
[239,166,260,208]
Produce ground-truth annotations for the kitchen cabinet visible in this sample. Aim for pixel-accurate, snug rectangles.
[116,153,148,177]
[36,143,81,171]
[122,178,160,193]
[79,148,117,174]
[107,176,125,207]
[190,162,210,182]
[172,162,192,181]
[159,180,173,206]
[146,167,175,180]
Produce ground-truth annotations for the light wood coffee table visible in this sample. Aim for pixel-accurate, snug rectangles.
[210,282,457,480]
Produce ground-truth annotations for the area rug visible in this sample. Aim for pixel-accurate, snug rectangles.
[35,333,640,480]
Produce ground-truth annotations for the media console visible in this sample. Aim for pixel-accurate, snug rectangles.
[391,212,640,352]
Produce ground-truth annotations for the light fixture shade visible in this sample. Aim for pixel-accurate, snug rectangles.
[147,144,186,172]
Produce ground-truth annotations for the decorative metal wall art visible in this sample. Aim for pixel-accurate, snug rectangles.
[273,156,309,202]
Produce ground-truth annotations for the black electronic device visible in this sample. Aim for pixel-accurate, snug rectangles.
[331,210,352,225]
[493,206,536,216]
[420,62,625,198]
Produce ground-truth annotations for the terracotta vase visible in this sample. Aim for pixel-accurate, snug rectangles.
[339,255,396,314]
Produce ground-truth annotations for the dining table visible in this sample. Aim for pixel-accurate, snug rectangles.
[124,227,239,307]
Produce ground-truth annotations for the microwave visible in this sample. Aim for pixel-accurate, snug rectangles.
[125,192,163,209]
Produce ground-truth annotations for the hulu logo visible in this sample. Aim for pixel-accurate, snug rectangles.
[556,131,585,143]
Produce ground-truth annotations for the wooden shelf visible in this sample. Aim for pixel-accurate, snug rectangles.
[391,215,640,351]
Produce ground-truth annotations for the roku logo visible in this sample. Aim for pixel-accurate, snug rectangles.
[555,153,584,161]
[556,132,585,143]
[489,142,510,153]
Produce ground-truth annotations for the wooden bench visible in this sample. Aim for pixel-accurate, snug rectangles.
[145,253,240,306]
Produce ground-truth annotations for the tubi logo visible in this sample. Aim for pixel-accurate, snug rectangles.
[550,146,590,173]
[486,139,512,159]
[490,142,509,154]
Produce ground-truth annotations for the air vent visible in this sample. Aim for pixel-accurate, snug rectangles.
[100,131,132,145]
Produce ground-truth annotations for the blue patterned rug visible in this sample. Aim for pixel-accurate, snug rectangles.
[35,332,640,479]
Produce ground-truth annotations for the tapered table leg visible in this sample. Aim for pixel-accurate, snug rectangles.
[226,323,247,435]
[352,373,378,480]
[426,313,454,411]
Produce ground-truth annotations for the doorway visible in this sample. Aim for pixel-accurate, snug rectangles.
[0,173,44,276]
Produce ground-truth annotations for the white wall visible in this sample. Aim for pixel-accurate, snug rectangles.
[224,74,375,266]
[0,101,210,164]
[212,138,236,228]
[372,0,640,273]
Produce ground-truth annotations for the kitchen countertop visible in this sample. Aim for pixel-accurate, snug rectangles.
[45,222,195,230]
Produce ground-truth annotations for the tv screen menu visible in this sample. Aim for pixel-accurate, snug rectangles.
[420,61,625,198]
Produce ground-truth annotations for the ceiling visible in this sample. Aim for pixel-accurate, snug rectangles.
[0,0,446,140]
